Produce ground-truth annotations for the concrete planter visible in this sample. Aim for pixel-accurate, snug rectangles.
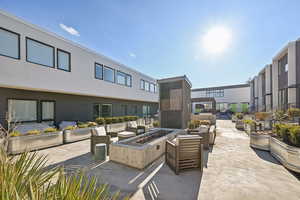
[250,133,270,151]
[270,137,300,173]
[7,131,63,154]
[63,128,91,143]
[105,122,127,133]
[209,125,216,145]
[235,120,244,130]
[244,124,255,134]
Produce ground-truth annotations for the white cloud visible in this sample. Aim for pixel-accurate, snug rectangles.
[129,52,136,58]
[59,23,80,36]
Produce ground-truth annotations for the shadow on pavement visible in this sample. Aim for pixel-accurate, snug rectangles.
[252,148,280,165]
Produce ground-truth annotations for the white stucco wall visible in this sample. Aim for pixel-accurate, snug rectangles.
[0,10,158,103]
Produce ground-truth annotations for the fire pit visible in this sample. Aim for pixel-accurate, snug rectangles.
[110,128,185,169]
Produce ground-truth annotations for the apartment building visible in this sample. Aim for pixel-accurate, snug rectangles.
[250,38,300,112]
[0,10,158,127]
[191,84,250,113]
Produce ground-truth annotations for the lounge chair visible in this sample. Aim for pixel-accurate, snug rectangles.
[127,121,145,135]
[166,135,203,174]
[90,126,117,155]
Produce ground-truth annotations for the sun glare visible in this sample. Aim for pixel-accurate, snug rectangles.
[202,26,232,54]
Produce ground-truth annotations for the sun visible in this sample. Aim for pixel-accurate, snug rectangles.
[202,26,232,54]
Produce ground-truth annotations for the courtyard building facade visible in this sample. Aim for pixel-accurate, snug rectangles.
[0,10,158,127]
[250,38,300,112]
[191,84,250,113]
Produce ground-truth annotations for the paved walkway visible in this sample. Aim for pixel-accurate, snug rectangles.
[198,120,300,200]
[37,120,300,200]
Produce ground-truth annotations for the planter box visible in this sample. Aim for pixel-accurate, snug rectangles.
[250,133,270,151]
[270,137,300,173]
[244,124,255,134]
[106,122,127,134]
[235,120,244,130]
[63,128,91,143]
[209,125,216,145]
[8,131,63,154]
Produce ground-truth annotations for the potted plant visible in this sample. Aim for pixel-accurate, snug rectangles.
[235,113,244,130]
[63,123,92,144]
[8,128,63,154]
[243,119,256,134]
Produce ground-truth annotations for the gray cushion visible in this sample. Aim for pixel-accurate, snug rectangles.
[92,126,106,136]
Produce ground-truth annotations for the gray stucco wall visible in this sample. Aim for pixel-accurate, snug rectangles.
[0,87,158,128]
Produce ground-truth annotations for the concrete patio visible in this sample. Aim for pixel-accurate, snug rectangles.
[38,120,300,200]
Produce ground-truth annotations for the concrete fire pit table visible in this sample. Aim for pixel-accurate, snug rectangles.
[110,128,185,169]
[118,131,136,141]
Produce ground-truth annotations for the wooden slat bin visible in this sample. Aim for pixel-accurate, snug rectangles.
[166,135,203,174]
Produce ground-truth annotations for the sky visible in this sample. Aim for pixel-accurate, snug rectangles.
[1,0,300,88]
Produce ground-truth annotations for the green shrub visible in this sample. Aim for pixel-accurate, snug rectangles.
[130,116,138,121]
[274,110,288,122]
[111,117,119,124]
[188,121,196,129]
[123,116,130,122]
[95,117,105,125]
[243,119,255,125]
[44,127,57,133]
[235,113,244,120]
[153,121,159,127]
[88,122,97,127]
[199,120,210,126]
[118,116,124,123]
[289,126,300,146]
[26,130,41,135]
[78,123,89,128]
[287,108,300,120]
[104,117,112,124]
[10,130,21,137]
[64,126,76,131]
[273,123,282,136]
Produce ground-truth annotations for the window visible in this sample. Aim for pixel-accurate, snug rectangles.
[206,89,224,97]
[95,63,103,80]
[103,66,115,83]
[26,38,54,67]
[117,71,126,85]
[121,105,128,115]
[285,64,288,72]
[101,104,112,117]
[57,49,71,71]
[140,80,145,90]
[145,81,150,91]
[41,101,55,121]
[93,104,112,118]
[142,105,151,117]
[8,99,37,122]
[0,27,20,59]
[126,74,132,87]
[154,85,157,93]
[150,83,155,93]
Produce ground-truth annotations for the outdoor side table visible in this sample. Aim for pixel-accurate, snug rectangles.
[94,143,106,161]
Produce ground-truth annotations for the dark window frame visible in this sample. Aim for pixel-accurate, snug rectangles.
[140,79,145,90]
[26,37,55,68]
[94,62,103,80]
[7,98,39,123]
[0,27,20,60]
[40,100,56,121]
[116,70,127,85]
[57,48,71,72]
[126,74,132,87]
[103,65,115,83]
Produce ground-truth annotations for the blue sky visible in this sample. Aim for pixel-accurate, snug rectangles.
[1,0,300,88]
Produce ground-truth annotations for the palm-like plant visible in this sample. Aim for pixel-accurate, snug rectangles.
[0,150,123,200]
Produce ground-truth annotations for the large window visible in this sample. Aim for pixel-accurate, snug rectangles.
[103,66,115,83]
[117,71,126,85]
[8,99,37,122]
[117,71,132,87]
[41,101,55,121]
[145,81,150,92]
[206,89,224,98]
[0,28,20,59]
[95,63,103,80]
[26,38,54,67]
[150,83,155,93]
[93,104,112,118]
[57,49,71,71]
